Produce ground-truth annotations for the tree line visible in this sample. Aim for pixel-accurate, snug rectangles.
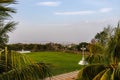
[7,42,89,53]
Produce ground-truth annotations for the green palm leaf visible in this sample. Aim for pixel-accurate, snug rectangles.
[0,48,51,80]
[111,69,115,80]
[0,21,17,35]
[78,22,120,80]
[0,21,17,46]
[0,0,16,19]
[93,70,107,80]
[0,63,51,80]
[77,64,106,80]
[0,0,16,3]
[86,54,104,64]
[0,6,16,18]
[113,68,120,80]
[100,68,112,80]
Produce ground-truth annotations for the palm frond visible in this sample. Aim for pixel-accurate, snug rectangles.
[0,6,16,13]
[78,21,120,80]
[0,36,8,46]
[86,54,104,64]
[0,21,17,35]
[93,70,107,80]
[100,68,113,80]
[77,64,106,80]
[0,49,51,80]
[0,0,16,4]
[0,63,51,80]
[0,0,16,19]
[0,6,16,18]
[111,69,115,80]
[113,68,120,80]
[0,21,17,45]
[105,22,120,64]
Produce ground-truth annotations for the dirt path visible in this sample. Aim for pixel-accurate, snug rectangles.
[45,71,79,80]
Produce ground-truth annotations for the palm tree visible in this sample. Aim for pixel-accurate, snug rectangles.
[0,0,51,80]
[0,47,51,80]
[0,0,16,3]
[0,0,16,19]
[0,0,17,48]
[0,21,17,48]
[77,22,120,80]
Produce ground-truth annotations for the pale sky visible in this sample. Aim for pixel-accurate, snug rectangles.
[9,0,120,44]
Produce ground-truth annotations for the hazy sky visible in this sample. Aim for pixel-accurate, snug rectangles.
[9,0,120,44]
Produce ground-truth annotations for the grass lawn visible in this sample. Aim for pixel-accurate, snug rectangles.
[25,51,83,75]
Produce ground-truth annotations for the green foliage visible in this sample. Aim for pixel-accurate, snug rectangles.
[95,31,107,45]
[88,43,104,55]
[105,22,120,64]
[0,0,16,3]
[32,44,39,52]
[0,0,16,19]
[0,47,51,80]
[86,54,104,64]
[7,43,64,52]
[94,26,113,46]
[76,42,89,51]
[86,43,105,64]
[77,64,106,80]
[77,64,120,80]
[113,68,120,80]
[78,22,120,80]
[0,0,17,48]
[0,21,17,47]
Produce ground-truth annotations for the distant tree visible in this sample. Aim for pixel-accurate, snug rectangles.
[94,26,113,46]
[32,44,39,52]
[76,42,89,51]
[22,44,31,50]
[7,43,22,50]
[91,39,96,44]
[95,31,107,45]
[45,43,55,51]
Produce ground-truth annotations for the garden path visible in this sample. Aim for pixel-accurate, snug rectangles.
[45,70,79,80]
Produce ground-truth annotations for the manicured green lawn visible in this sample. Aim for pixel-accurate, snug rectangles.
[25,51,83,75]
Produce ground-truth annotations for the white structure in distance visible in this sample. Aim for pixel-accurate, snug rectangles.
[17,49,31,53]
[78,45,88,65]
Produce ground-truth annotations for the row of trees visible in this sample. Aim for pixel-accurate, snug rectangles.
[7,42,89,52]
